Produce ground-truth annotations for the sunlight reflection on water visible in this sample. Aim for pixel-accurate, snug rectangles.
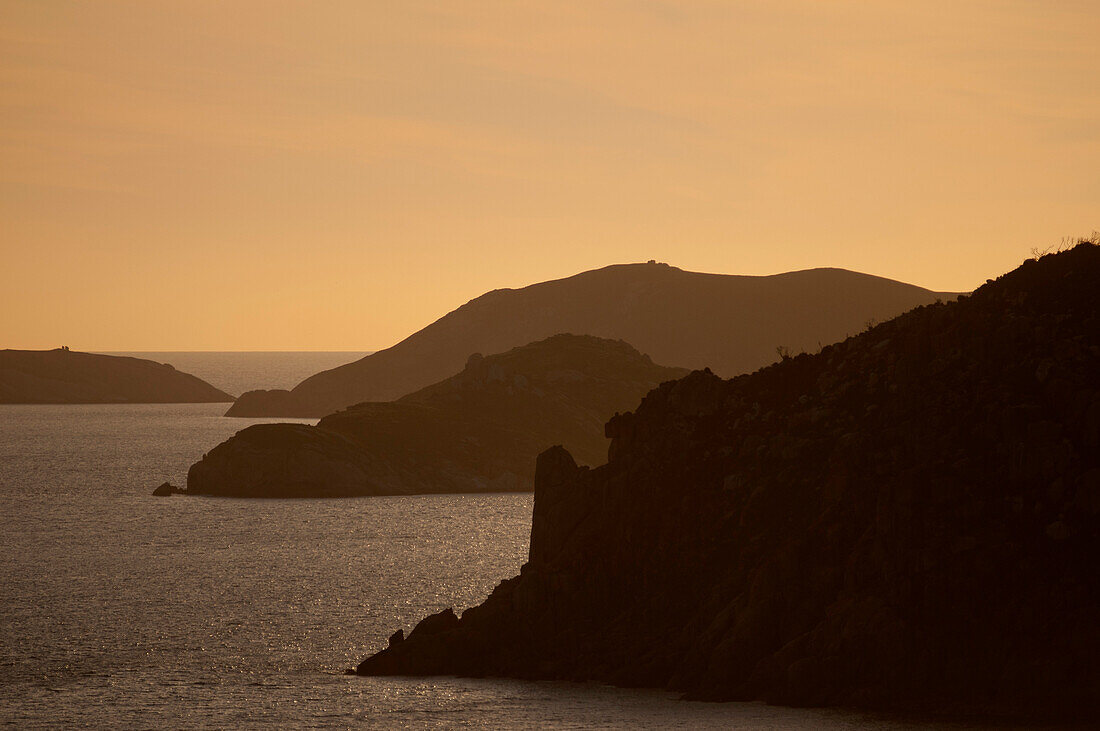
[0,403,998,728]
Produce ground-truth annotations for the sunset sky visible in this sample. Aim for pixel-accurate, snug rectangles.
[2,1,1097,350]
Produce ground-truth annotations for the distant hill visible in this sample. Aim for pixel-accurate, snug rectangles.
[0,349,234,404]
[186,335,687,497]
[357,243,1100,720]
[227,262,957,417]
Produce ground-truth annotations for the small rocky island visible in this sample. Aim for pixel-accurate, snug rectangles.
[186,335,687,497]
[0,348,233,404]
[356,243,1100,721]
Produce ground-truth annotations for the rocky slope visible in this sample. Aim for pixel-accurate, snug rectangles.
[0,348,233,404]
[355,243,1100,720]
[228,263,955,416]
[186,335,687,497]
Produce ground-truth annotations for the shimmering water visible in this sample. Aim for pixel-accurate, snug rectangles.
[0,354,1004,727]
[102,351,371,398]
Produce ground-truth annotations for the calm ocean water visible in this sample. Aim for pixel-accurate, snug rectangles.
[102,351,372,398]
[0,354,998,728]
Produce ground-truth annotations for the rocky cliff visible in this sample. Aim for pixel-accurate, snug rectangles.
[227,263,956,416]
[187,335,687,497]
[355,243,1100,720]
[0,349,233,404]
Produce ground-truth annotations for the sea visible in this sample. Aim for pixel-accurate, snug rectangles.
[0,353,1005,728]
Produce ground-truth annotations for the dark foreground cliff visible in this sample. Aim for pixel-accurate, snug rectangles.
[0,348,233,404]
[187,335,687,497]
[228,262,955,416]
[356,243,1100,721]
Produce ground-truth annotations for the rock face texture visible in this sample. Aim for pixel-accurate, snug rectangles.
[187,335,687,497]
[356,244,1100,720]
[0,349,233,404]
[227,263,956,416]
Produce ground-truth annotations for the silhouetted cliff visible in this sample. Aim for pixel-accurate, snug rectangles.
[187,335,687,497]
[356,244,1100,720]
[227,263,955,416]
[0,349,233,404]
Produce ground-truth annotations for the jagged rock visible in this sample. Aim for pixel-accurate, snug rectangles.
[529,446,588,565]
[356,243,1100,722]
[410,608,459,638]
[151,482,181,496]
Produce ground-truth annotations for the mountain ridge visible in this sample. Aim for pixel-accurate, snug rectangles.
[228,262,957,417]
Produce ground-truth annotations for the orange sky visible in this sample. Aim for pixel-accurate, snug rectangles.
[1,1,1097,350]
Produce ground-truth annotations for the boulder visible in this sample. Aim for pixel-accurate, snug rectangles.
[151,482,180,496]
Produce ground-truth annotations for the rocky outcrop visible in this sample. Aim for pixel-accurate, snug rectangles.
[225,389,308,418]
[0,349,233,404]
[151,482,183,496]
[228,262,957,416]
[187,424,379,497]
[187,335,687,497]
[355,243,1100,721]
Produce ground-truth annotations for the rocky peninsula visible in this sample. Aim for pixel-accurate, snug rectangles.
[356,243,1100,721]
[187,335,687,497]
[0,348,233,404]
[228,262,956,417]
